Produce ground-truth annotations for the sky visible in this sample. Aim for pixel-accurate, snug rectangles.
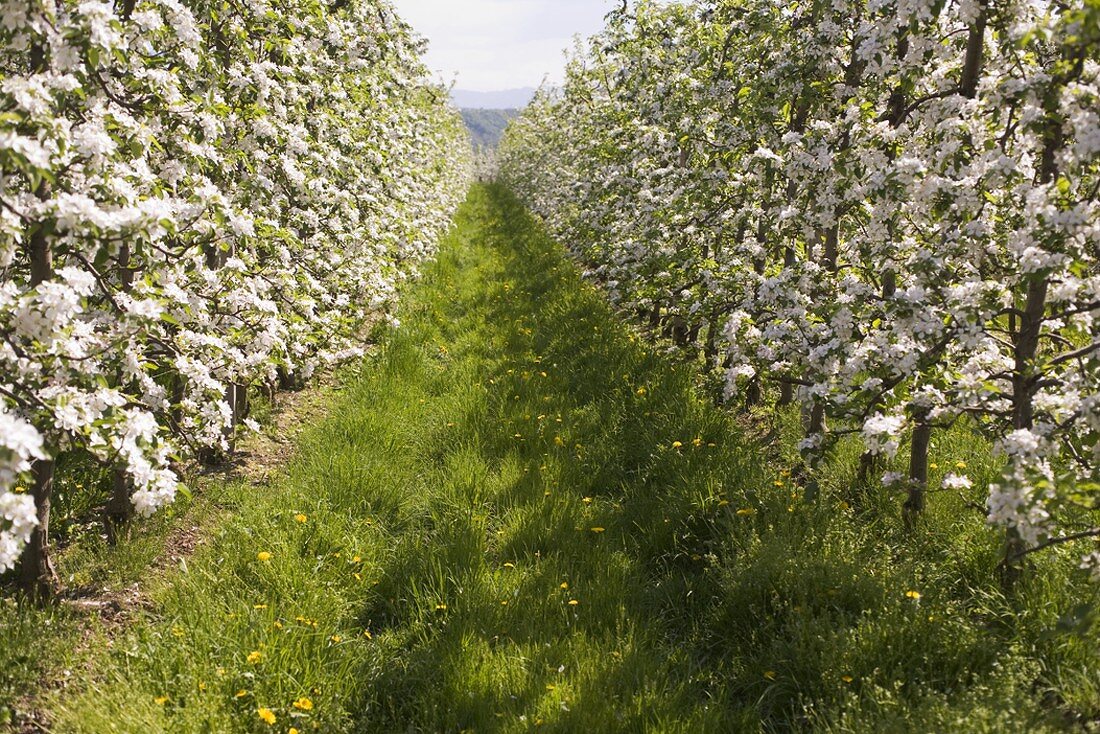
[390,0,616,92]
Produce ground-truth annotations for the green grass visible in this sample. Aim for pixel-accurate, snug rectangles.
[3,184,1097,732]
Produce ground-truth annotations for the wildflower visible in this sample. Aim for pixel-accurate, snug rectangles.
[235,690,249,699]
[582,497,593,504]
[841,675,853,683]
[568,600,579,606]
[692,438,703,447]
[672,441,683,449]
[330,635,342,643]
[503,562,515,568]
[905,590,921,600]
[292,697,313,711]
[955,461,967,469]
[435,603,447,611]
[257,551,273,562]
[258,707,276,725]
[560,582,568,589]
[155,695,169,705]
[590,527,605,533]
[736,508,755,516]
[763,671,777,680]
[363,630,373,639]
[247,651,263,664]
[295,514,308,523]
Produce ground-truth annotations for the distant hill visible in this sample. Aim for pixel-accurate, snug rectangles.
[452,88,536,110]
[461,109,519,149]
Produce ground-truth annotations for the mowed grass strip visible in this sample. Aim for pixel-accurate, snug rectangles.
[38,185,1100,733]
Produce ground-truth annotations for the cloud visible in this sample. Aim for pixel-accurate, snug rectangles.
[390,0,614,91]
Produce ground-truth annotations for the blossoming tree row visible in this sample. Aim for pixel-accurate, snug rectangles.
[499,0,1099,580]
[0,0,471,594]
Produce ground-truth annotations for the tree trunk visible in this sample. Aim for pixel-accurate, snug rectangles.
[104,468,133,546]
[904,413,931,530]
[18,461,58,599]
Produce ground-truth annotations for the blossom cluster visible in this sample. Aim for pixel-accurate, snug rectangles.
[499,1,1098,574]
[0,0,471,573]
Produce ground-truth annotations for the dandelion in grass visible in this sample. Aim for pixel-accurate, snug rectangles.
[257,707,276,725]
[292,697,313,711]
[590,527,605,533]
[841,675,854,683]
[247,650,263,664]
[736,508,755,516]
[155,695,169,705]
[295,514,308,523]
[672,441,683,448]
[905,590,921,600]
[257,551,273,562]
[568,599,579,606]
[763,671,777,680]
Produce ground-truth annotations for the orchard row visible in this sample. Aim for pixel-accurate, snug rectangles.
[0,0,471,593]
[499,0,1099,579]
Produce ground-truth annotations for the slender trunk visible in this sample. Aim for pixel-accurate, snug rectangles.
[20,47,57,592]
[1003,94,1062,586]
[106,242,135,542]
[18,461,58,599]
[104,467,133,545]
[959,2,987,99]
[904,413,931,530]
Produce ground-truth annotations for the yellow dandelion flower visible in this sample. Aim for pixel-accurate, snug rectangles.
[905,590,921,600]
[363,629,373,639]
[256,552,273,562]
[763,671,777,681]
[290,729,300,734]
[257,707,276,725]
[956,461,967,469]
[736,508,755,516]
[292,697,313,711]
[568,600,579,606]
[692,438,703,447]
[582,497,593,504]
[247,651,263,664]
[636,387,647,396]
[295,514,308,523]
[330,635,342,643]
[435,603,447,611]
[155,695,169,706]
[235,689,249,699]
[590,527,605,533]
[560,582,568,590]
[503,562,515,568]
[841,675,854,683]
[672,441,683,449]
[718,500,730,507]
[254,604,268,610]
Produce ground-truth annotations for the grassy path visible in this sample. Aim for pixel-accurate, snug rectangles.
[28,185,1098,733]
